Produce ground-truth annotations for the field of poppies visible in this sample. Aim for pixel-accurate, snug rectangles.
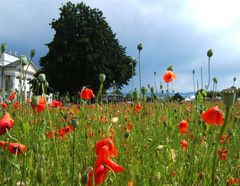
[0,87,239,186]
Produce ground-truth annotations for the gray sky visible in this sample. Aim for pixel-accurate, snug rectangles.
[1,0,240,93]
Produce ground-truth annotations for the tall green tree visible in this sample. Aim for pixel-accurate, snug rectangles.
[40,2,136,95]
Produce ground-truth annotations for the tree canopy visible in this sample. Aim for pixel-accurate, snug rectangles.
[40,2,136,95]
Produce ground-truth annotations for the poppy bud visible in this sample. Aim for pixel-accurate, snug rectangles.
[30,49,35,59]
[192,70,195,74]
[160,83,163,90]
[81,167,92,184]
[32,96,39,106]
[37,168,44,184]
[124,132,129,139]
[99,73,106,83]
[20,55,28,66]
[222,88,236,107]
[44,81,49,89]
[71,118,78,128]
[167,64,174,71]
[32,143,39,153]
[38,73,46,82]
[63,112,69,120]
[137,43,143,51]
[141,86,147,96]
[133,89,138,100]
[130,56,135,64]
[81,173,88,185]
[207,49,213,58]
[0,43,7,53]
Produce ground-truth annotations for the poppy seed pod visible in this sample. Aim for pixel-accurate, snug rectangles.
[207,49,213,58]
[38,73,46,82]
[1,43,7,53]
[137,43,143,51]
[99,73,106,83]
[30,49,36,59]
[20,55,28,66]
[31,96,39,107]
[222,88,236,107]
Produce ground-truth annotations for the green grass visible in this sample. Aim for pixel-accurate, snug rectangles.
[0,100,239,185]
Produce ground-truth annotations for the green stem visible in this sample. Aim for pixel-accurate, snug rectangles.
[211,106,230,186]
[6,128,19,143]
[96,83,103,104]
[206,57,211,91]
[132,63,134,101]
[201,67,203,90]
[138,50,142,99]
[42,83,62,183]
[193,73,195,94]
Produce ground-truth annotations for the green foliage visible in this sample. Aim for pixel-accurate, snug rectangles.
[40,2,136,95]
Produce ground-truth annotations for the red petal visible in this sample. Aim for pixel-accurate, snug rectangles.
[105,158,124,173]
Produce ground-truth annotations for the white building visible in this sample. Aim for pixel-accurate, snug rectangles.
[0,51,38,99]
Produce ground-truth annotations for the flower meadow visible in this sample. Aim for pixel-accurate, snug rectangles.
[0,46,240,186]
[0,90,240,186]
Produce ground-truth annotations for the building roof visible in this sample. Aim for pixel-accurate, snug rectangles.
[4,60,38,71]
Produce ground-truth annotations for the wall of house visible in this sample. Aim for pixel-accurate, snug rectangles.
[1,53,19,66]
[0,52,37,99]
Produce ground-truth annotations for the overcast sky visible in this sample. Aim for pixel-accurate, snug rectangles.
[1,0,240,93]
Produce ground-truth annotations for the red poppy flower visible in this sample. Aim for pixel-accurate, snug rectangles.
[0,112,14,135]
[8,92,16,101]
[8,143,26,155]
[80,87,95,100]
[46,125,75,139]
[46,130,57,139]
[87,170,93,186]
[163,70,176,83]
[220,135,231,144]
[134,102,142,113]
[180,139,188,150]
[51,100,63,108]
[101,116,107,123]
[127,122,133,132]
[93,146,124,185]
[217,149,228,160]
[178,120,188,135]
[26,98,31,103]
[58,125,75,138]
[12,101,21,110]
[95,138,118,157]
[0,141,7,149]
[227,178,239,185]
[88,129,93,139]
[1,102,8,109]
[31,96,46,113]
[201,106,224,126]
